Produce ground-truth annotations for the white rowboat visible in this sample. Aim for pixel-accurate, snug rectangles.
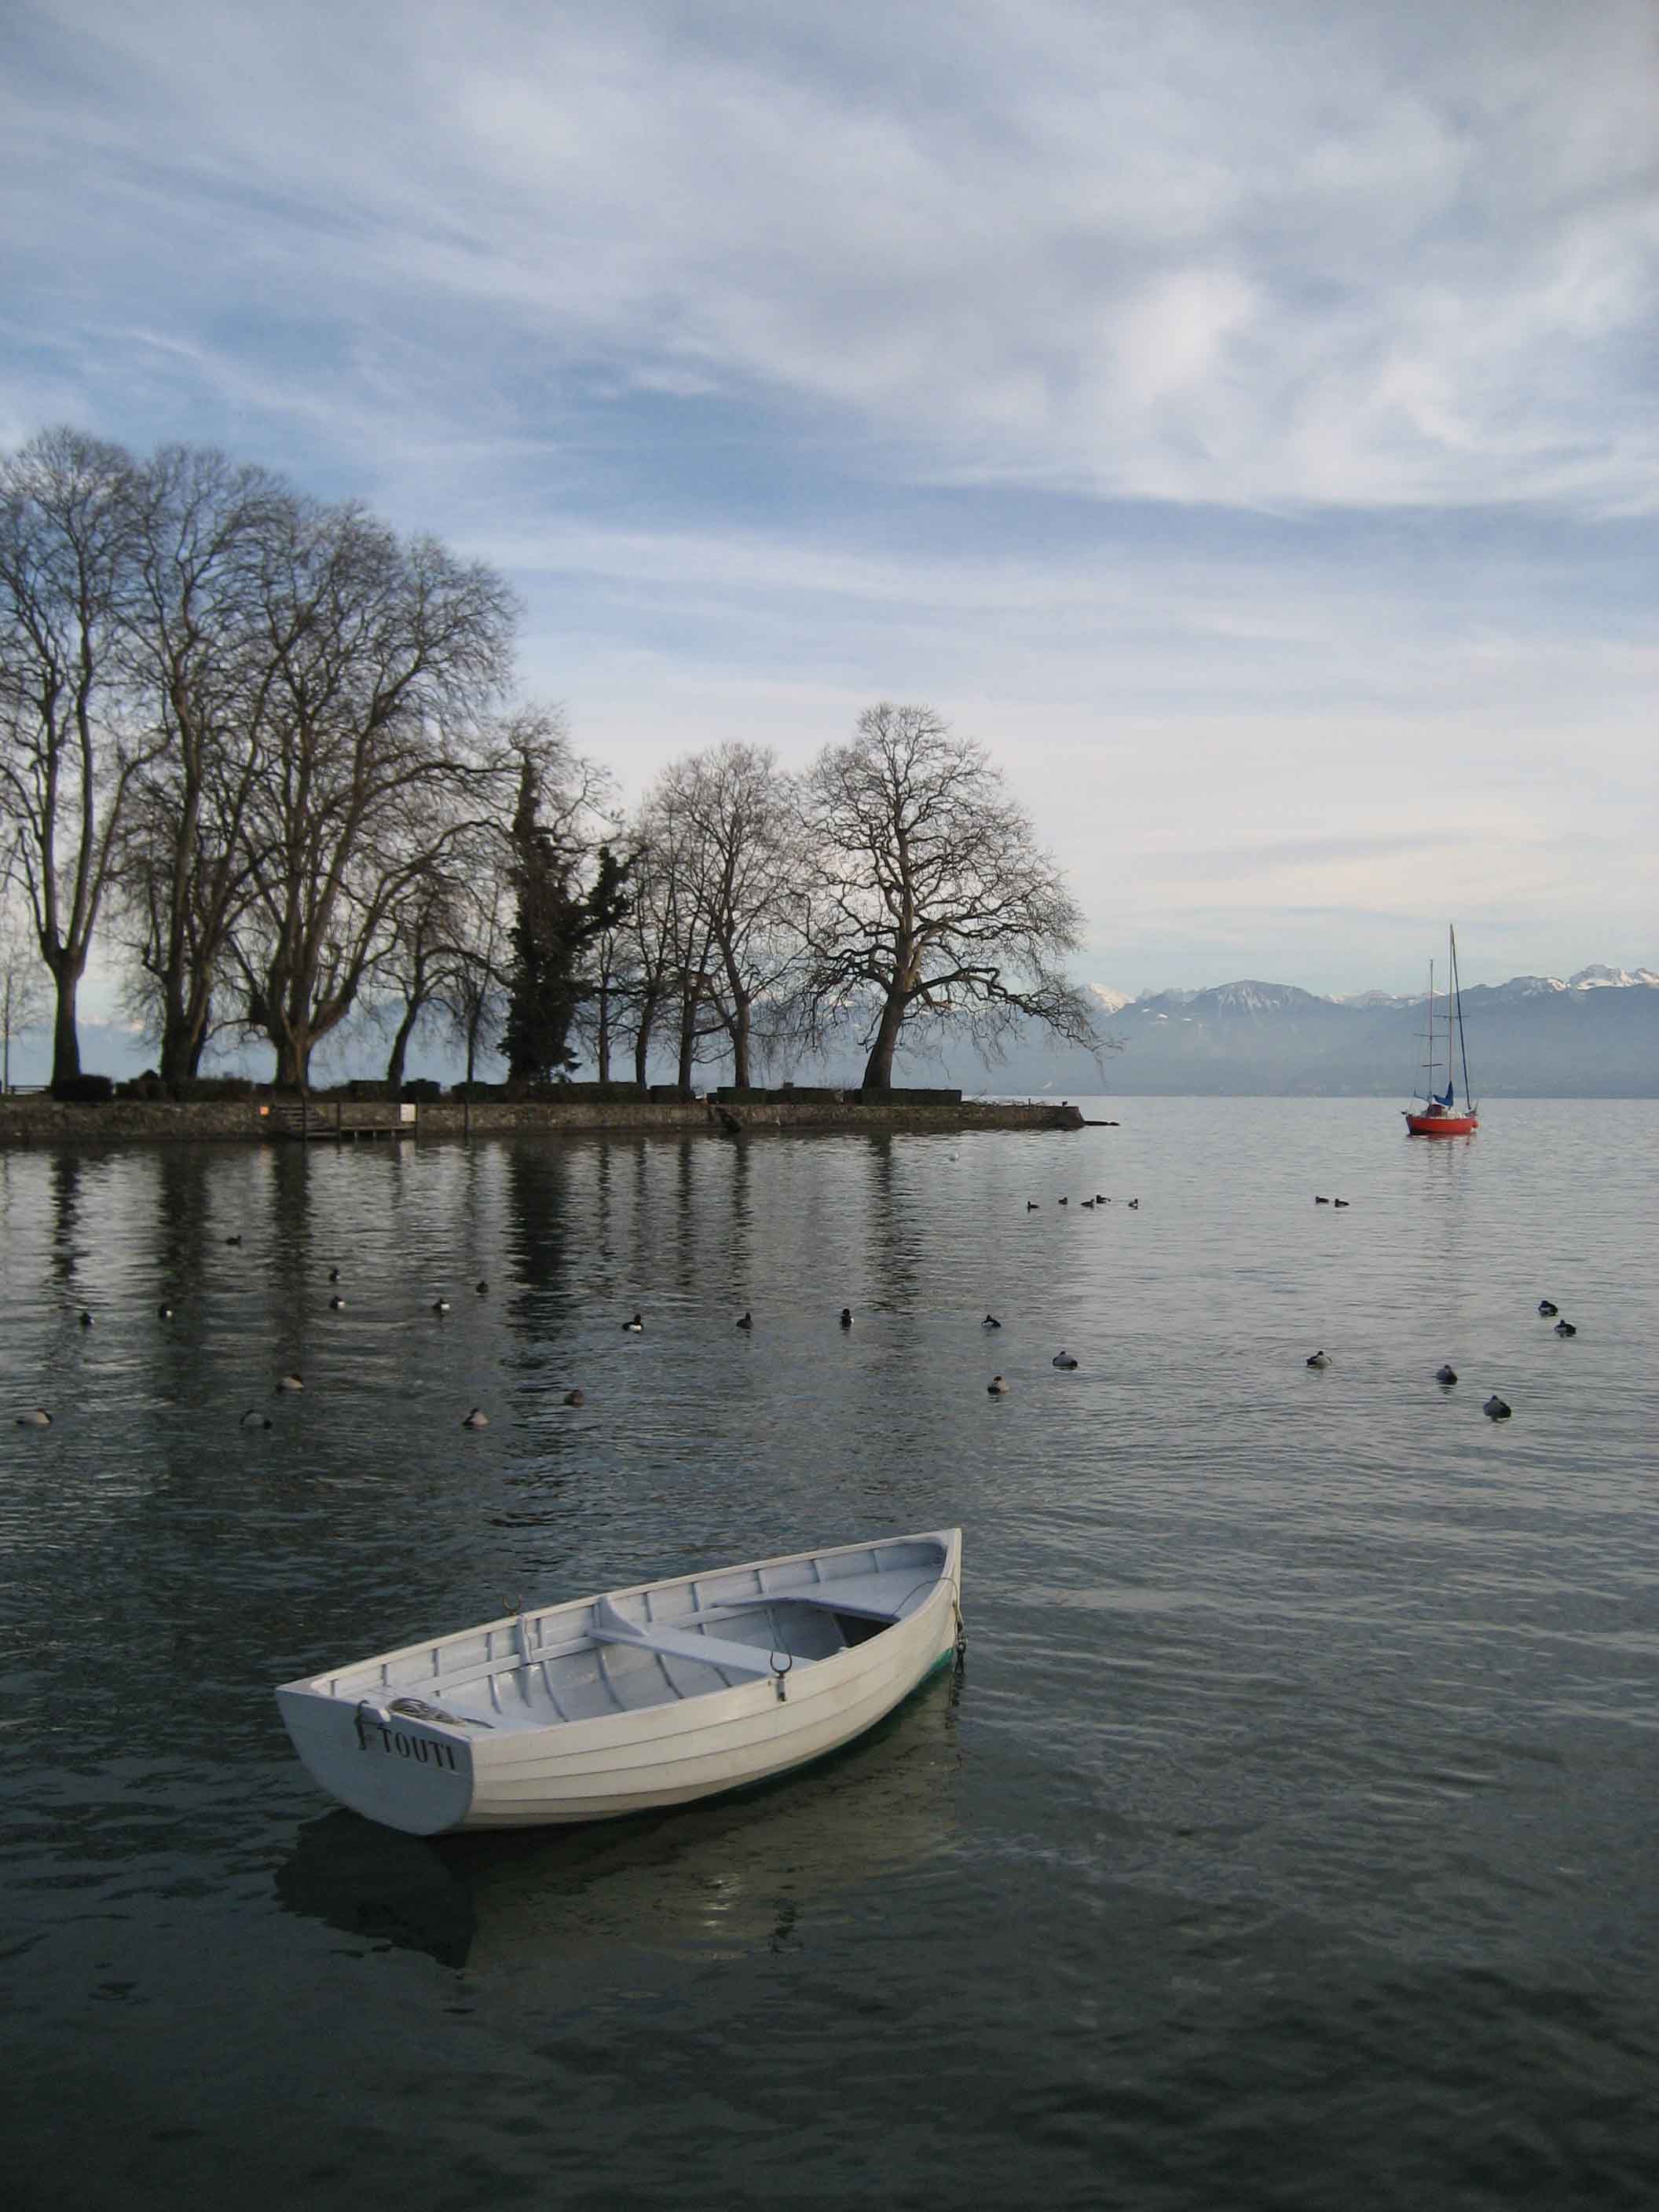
[276,1528,963,1835]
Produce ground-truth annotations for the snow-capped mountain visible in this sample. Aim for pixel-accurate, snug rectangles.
[1568,964,1659,990]
[1052,962,1659,1095]
[1191,981,1329,1016]
[1090,965,1659,1013]
[1490,975,1569,998]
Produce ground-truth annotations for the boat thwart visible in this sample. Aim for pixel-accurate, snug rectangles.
[276,1528,963,1835]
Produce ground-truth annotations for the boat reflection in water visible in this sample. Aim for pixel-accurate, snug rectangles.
[273,1665,961,1972]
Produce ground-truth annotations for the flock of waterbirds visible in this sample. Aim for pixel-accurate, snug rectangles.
[1305,1292,1578,1423]
[1019,1186,1580,1421]
[11,1192,1581,1434]
[11,1243,584,1431]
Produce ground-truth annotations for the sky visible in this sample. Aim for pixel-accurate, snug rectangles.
[2,0,1656,1003]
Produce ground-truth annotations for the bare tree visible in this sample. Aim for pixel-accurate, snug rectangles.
[610,816,676,1088]
[230,500,518,1086]
[438,869,511,1134]
[569,902,638,1083]
[0,893,49,1092]
[797,702,1101,1091]
[375,804,530,1091]
[376,863,462,1090]
[647,740,803,1086]
[624,780,726,1093]
[119,446,294,1083]
[0,428,163,1083]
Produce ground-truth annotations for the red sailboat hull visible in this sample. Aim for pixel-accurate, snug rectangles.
[1404,1111,1478,1137]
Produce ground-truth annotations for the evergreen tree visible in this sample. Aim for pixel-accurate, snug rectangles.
[501,754,632,1082]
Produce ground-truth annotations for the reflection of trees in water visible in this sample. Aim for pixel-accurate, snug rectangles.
[537,1133,760,1313]
[723,1137,754,1299]
[504,1143,575,1353]
[265,1141,319,1374]
[862,1134,922,1315]
[152,1147,214,1397]
[669,1135,701,1295]
[273,1666,962,1975]
[46,1149,85,1299]
[154,1144,212,1287]
[452,1135,491,1267]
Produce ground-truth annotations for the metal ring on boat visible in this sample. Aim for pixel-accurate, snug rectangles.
[353,1698,390,1750]
[770,1650,793,1702]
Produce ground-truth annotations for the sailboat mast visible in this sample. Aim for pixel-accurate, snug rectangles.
[1422,958,1437,1096]
[1451,925,1474,1107]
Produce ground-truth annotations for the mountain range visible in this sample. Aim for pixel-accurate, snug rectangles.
[11,965,1659,1099]
[1006,964,1659,1097]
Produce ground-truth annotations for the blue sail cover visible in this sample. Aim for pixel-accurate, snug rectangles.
[1440,1082,1456,1108]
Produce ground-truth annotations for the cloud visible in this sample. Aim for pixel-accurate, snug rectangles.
[5,0,1657,512]
[2,0,1656,997]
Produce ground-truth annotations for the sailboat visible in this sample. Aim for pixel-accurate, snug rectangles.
[1404,927,1478,1137]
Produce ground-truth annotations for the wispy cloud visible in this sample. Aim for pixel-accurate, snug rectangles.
[2,0,1655,993]
[8,0,1657,511]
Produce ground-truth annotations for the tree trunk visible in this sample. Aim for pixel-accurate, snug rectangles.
[49,960,85,1086]
[676,986,700,1097]
[153,980,212,1082]
[595,977,611,1083]
[633,998,657,1089]
[859,989,908,1093]
[730,995,752,1089]
[159,991,193,1088]
[385,1002,420,1092]
[275,1031,311,1089]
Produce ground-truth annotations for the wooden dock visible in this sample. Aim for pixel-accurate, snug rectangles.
[265,1101,419,1143]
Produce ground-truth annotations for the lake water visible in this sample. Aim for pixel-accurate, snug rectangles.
[2,1099,1656,2211]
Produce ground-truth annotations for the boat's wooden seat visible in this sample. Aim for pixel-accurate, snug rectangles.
[589,1598,780,1679]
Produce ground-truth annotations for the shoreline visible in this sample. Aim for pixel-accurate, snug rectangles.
[0,1093,1087,1148]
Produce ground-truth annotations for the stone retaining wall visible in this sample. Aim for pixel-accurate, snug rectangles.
[0,1094,1083,1148]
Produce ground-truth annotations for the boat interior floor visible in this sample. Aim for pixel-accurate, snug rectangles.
[435,1593,903,1732]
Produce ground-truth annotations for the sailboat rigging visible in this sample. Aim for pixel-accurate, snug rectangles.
[1403,927,1478,1137]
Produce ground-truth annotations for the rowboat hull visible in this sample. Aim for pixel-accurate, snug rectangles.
[1404,1111,1478,1137]
[276,1529,962,1836]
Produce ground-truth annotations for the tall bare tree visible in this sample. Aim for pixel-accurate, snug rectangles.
[648,740,802,1086]
[0,428,162,1082]
[611,817,678,1088]
[374,812,524,1090]
[624,779,726,1093]
[376,862,463,1091]
[569,902,637,1083]
[119,446,294,1082]
[439,868,512,1135]
[230,500,518,1086]
[797,702,1099,1091]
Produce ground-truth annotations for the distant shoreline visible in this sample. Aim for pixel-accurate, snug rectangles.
[0,1092,1087,1148]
